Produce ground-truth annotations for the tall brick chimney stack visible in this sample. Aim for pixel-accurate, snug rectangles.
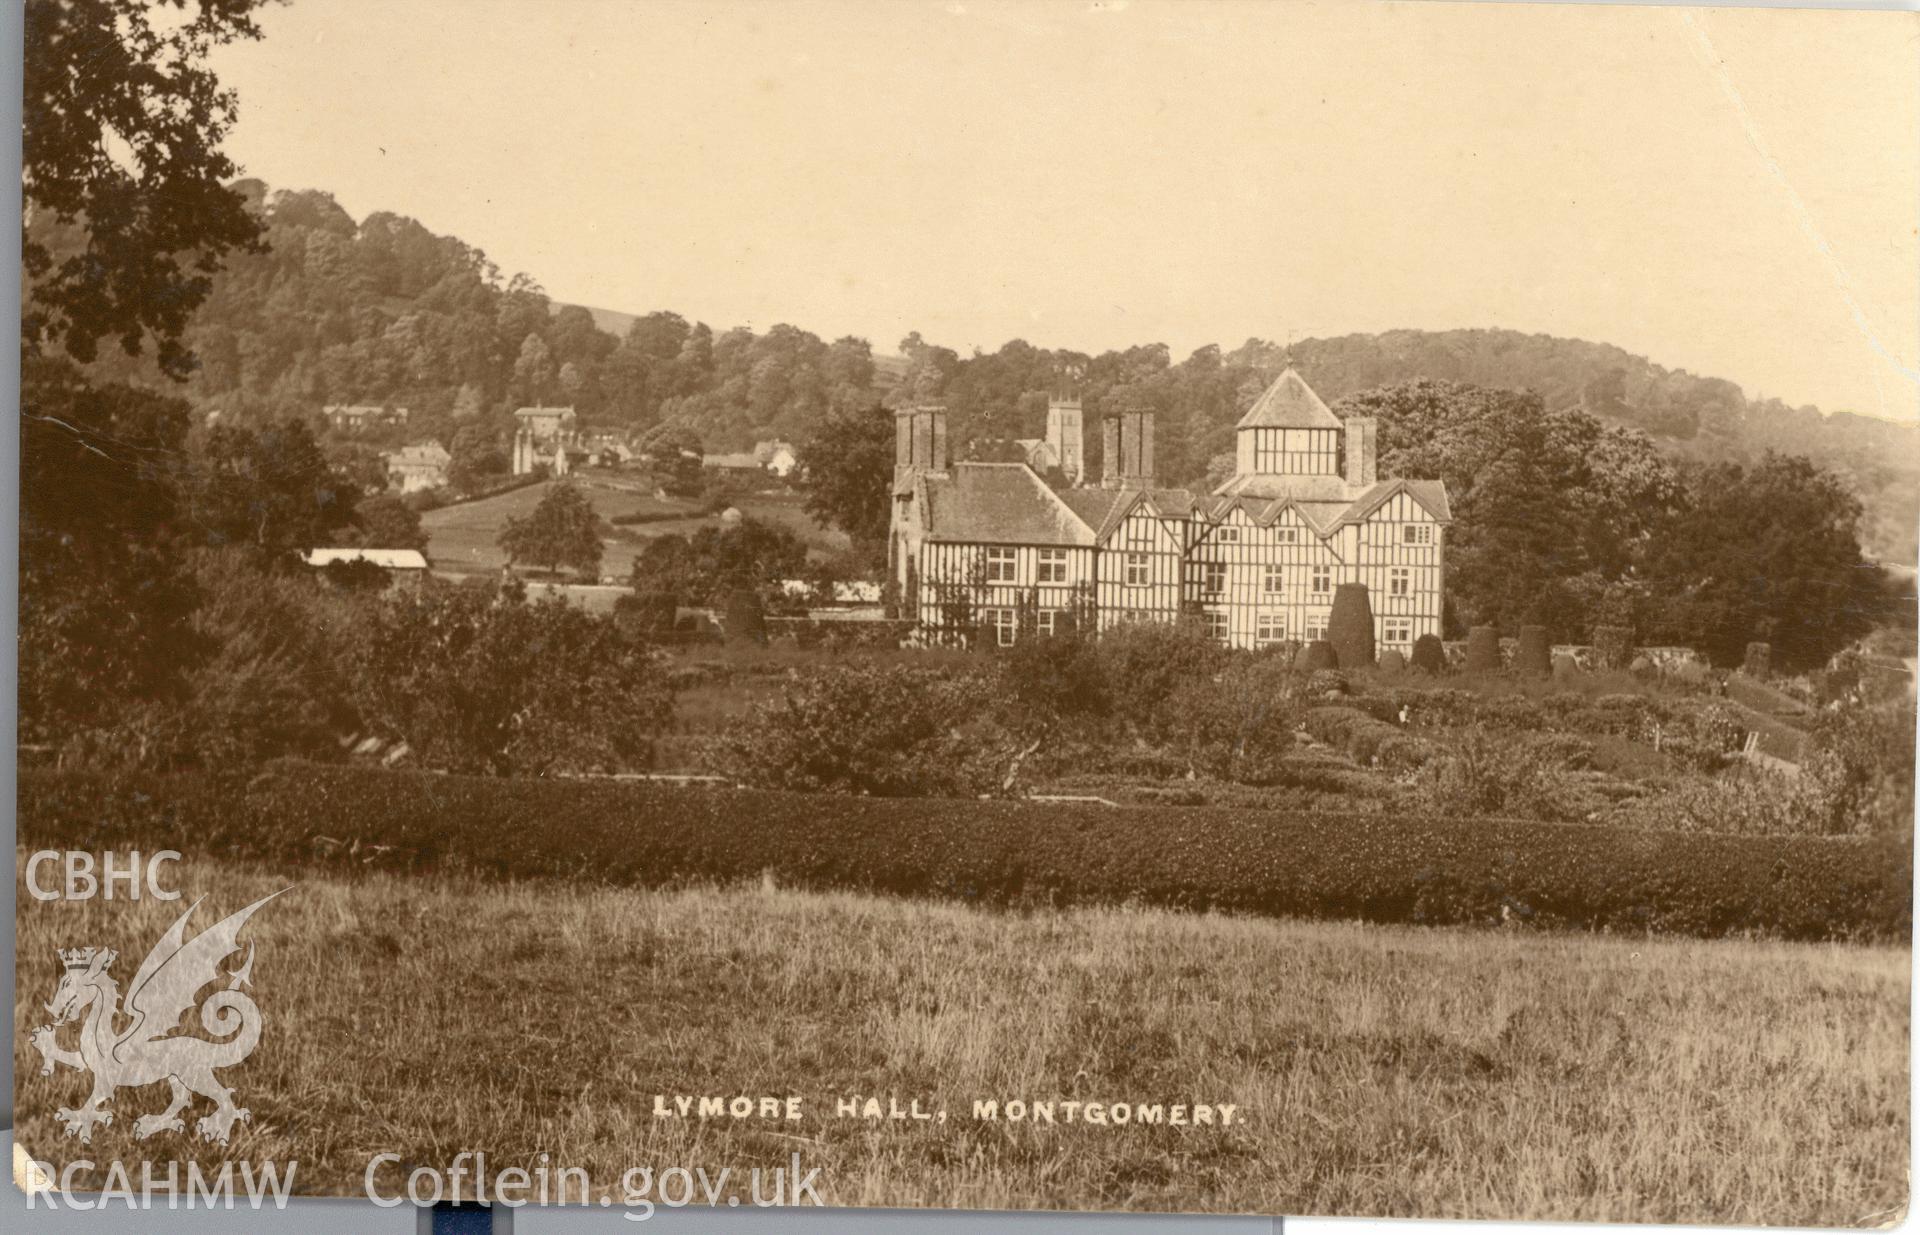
[1100,407,1155,490]
[894,404,949,482]
[1345,417,1377,489]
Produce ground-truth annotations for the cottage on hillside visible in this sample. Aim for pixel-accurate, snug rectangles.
[385,441,450,493]
[326,404,408,433]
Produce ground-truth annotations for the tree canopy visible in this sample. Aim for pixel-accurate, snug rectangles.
[499,482,605,578]
[23,0,268,377]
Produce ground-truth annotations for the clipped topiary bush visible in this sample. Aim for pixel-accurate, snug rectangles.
[1516,625,1551,676]
[1305,668,1350,698]
[1327,582,1375,670]
[1378,648,1406,674]
[1593,624,1633,671]
[1551,652,1580,680]
[1744,641,1772,679]
[1630,654,1656,679]
[1410,633,1445,674]
[1464,626,1501,674]
[1300,640,1338,672]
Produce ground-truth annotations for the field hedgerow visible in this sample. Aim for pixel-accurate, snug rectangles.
[18,762,1910,941]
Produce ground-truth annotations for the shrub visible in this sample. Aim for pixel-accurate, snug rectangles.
[1629,654,1656,679]
[1093,620,1228,741]
[1410,633,1445,674]
[1413,727,1598,822]
[1167,656,1297,783]
[1805,700,1916,835]
[1593,624,1633,671]
[1551,652,1580,681]
[1303,706,1435,770]
[724,664,1005,797]
[1300,640,1337,672]
[353,587,675,776]
[1516,625,1550,676]
[1327,583,1375,670]
[993,625,1106,737]
[1378,649,1406,674]
[1464,626,1501,673]
[1604,765,1838,838]
[1743,641,1772,679]
[21,764,1907,941]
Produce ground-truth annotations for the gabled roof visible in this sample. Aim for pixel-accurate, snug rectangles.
[1236,368,1341,430]
[922,463,1099,546]
[1328,478,1453,526]
[1055,487,1129,541]
[391,442,450,465]
[1054,486,1200,543]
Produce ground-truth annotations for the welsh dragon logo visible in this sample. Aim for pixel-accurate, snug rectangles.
[29,891,287,1146]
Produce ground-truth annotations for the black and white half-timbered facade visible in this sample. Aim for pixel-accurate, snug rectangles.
[889,369,1451,652]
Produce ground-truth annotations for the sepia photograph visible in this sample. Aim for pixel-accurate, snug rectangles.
[11,0,1918,1226]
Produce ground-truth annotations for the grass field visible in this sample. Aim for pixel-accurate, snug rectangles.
[15,856,1907,1223]
[420,473,848,580]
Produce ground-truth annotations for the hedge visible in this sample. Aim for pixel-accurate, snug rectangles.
[18,764,1909,941]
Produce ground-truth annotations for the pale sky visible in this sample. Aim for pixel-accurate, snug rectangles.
[209,0,1920,421]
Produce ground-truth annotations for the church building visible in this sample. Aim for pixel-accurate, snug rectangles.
[889,369,1450,652]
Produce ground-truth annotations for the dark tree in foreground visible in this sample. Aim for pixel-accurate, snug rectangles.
[499,482,604,578]
[24,0,268,376]
[187,419,361,563]
[1645,454,1889,671]
[19,360,202,740]
[347,493,430,551]
[354,584,675,776]
[20,0,271,744]
[628,518,809,606]
[799,401,893,563]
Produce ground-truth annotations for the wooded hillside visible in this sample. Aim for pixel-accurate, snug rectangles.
[57,181,1918,562]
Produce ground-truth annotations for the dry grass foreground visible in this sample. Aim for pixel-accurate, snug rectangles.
[13,856,1909,1224]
